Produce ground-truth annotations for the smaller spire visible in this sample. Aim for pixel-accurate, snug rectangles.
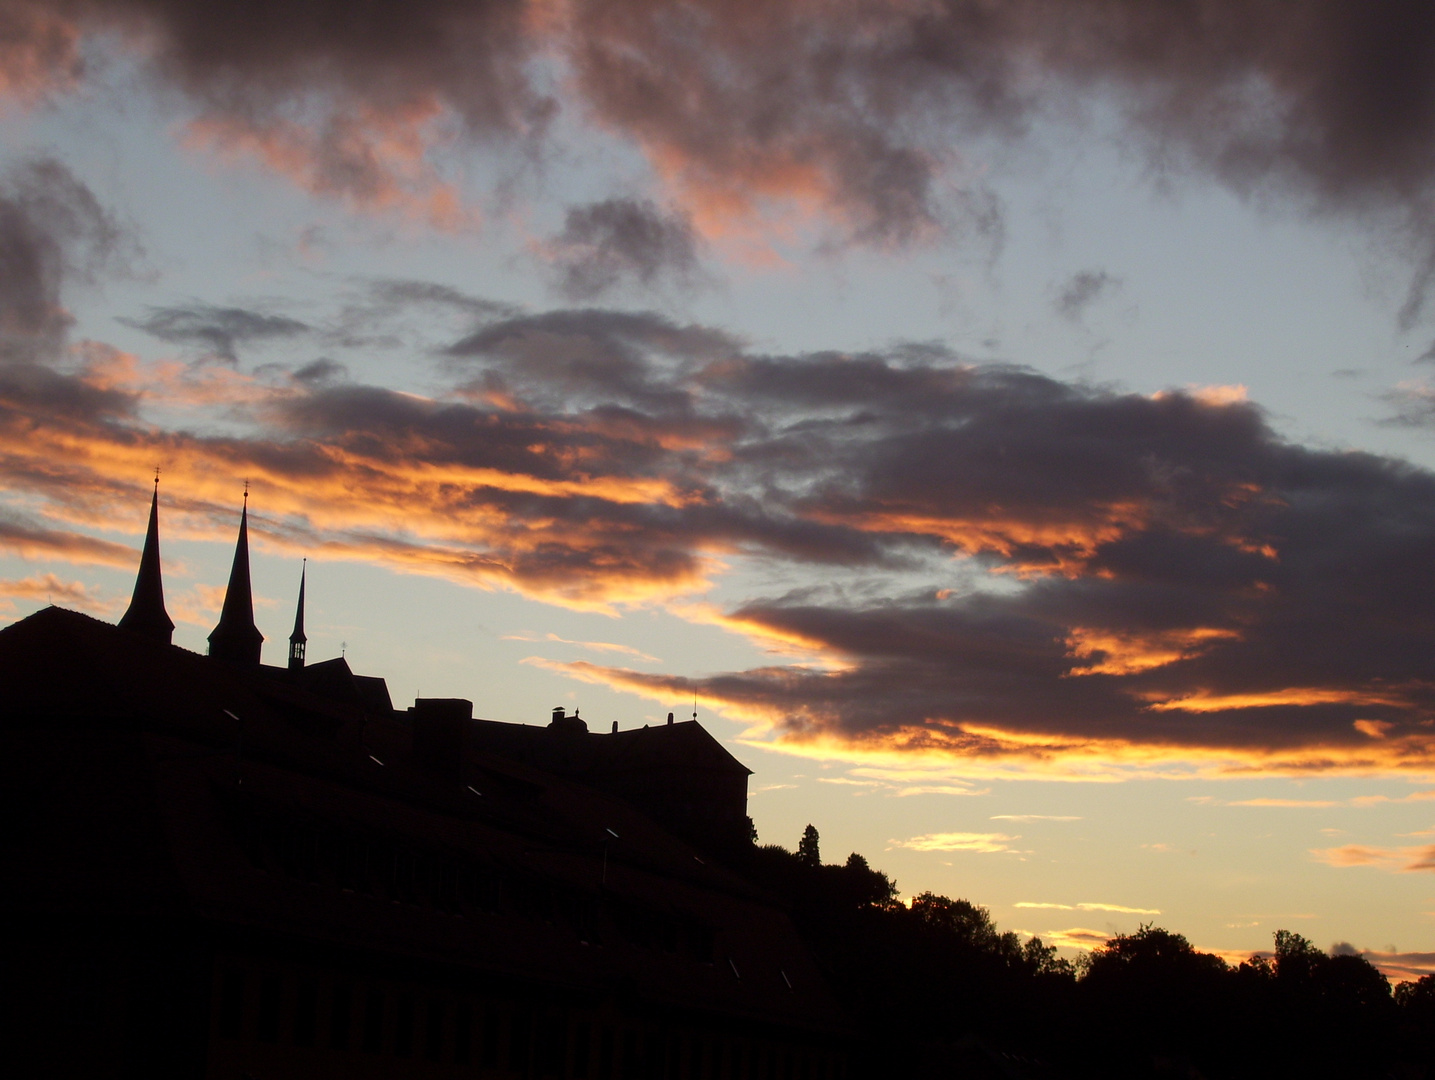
[288,559,307,671]
[118,472,174,645]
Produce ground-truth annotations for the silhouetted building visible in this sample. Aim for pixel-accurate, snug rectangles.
[1,488,842,1079]
[463,707,753,857]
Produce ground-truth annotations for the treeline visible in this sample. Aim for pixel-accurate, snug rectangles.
[737,826,1435,1079]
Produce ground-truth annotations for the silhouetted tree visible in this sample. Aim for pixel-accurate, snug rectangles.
[1395,971,1435,1018]
[1396,972,1435,1061]
[1274,928,1324,981]
[1021,934,1074,978]
[797,823,820,867]
[1073,925,1232,1077]
[732,832,1421,1079]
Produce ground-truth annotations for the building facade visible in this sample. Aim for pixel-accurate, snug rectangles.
[0,491,843,1079]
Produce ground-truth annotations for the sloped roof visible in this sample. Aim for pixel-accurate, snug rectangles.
[468,715,754,780]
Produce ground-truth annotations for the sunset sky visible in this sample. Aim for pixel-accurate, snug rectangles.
[6,0,1435,977]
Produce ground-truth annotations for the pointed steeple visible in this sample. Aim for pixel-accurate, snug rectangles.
[288,559,307,671]
[118,474,174,645]
[207,488,264,666]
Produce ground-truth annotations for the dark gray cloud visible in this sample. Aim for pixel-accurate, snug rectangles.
[358,278,512,317]
[246,372,888,597]
[119,302,310,363]
[1379,383,1435,427]
[434,339,1435,769]
[350,314,1435,766]
[543,198,703,300]
[8,2,1435,269]
[563,1,1435,266]
[0,157,125,363]
[1055,269,1120,321]
[11,279,1435,766]
[0,509,135,566]
[446,307,739,414]
[290,357,347,385]
[329,279,516,350]
[0,360,134,422]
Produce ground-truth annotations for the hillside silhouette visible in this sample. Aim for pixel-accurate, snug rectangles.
[739,824,1435,1079]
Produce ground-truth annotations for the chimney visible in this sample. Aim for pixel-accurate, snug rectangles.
[411,697,471,782]
[552,706,565,722]
[667,712,674,725]
[611,721,618,734]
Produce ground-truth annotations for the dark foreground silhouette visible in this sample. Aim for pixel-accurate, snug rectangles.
[739,826,1435,1080]
[10,488,1427,1078]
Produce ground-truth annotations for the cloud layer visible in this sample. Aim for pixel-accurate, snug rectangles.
[11,2,1435,277]
[7,240,1435,776]
[6,77,1435,776]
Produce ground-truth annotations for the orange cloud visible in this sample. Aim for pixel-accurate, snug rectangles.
[1015,901,1161,915]
[0,366,731,610]
[502,630,659,661]
[1354,719,1395,739]
[1154,385,1249,407]
[0,5,82,108]
[167,583,228,629]
[184,100,476,230]
[812,505,1144,573]
[888,832,1019,854]
[1040,927,1113,951]
[1310,843,1435,871]
[0,516,136,567]
[1144,688,1410,713]
[0,573,115,615]
[1066,625,1241,676]
[7,313,1435,781]
[522,654,1435,779]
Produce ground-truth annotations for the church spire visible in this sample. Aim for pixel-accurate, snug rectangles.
[288,559,307,671]
[207,487,264,666]
[118,473,174,646]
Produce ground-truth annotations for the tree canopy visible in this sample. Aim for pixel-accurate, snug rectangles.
[734,825,1426,1079]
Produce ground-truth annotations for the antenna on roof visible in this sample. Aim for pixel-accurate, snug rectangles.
[693,689,698,722]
